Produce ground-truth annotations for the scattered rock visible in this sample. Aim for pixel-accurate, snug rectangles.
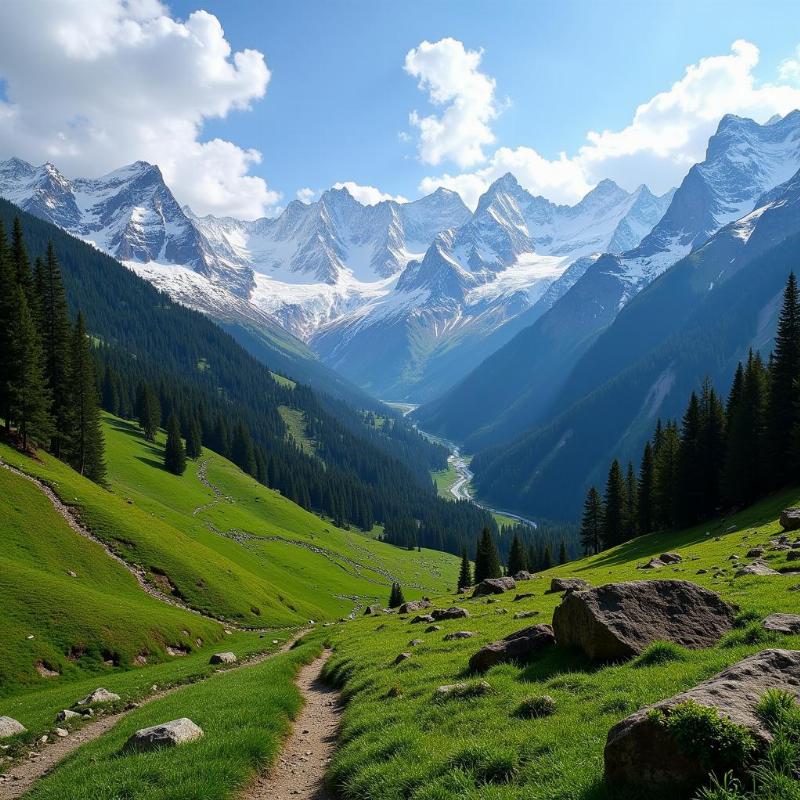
[56,709,80,722]
[411,614,435,624]
[469,624,555,672]
[431,607,469,621]
[0,717,26,738]
[408,639,424,647]
[770,544,791,551]
[209,652,237,665]
[363,605,382,616]
[727,554,740,561]
[398,600,431,614]
[549,577,590,594]
[639,557,664,570]
[514,571,533,581]
[746,547,765,558]
[443,631,475,641]
[552,580,736,661]
[54,727,68,738]
[35,662,59,678]
[393,652,412,664]
[604,649,800,791]
[124,718,204,753]
[513,610,539,620]
[514,592,535,601]
[472,577,516,596]
[67,570,77,578]
[762,613,800,634]
[696,569,708,574]
[780,508,800,531]
[424,625,441,633]
[436,681,491,697]
[166,645,188,657]
[735,560,779,577]
[659,553,682,564]
[77,688,120,706]
[494,608,508,614]
[788,550,800,562]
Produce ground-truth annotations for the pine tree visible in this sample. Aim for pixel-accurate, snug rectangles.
[602,459,626,548]
[457,547,472,589]
[64,313,105,482]
[164,412,186,475]
[637,442,655,534]
[11,216,33,303]
[0,218,16,429]
[34,242,71,456]
[542,544,553,569]
[623,461,638,540]
[765,272,800,487]
[186,416,203,459]
[559,540,568,564]
[231,421,256,475]
[580,486,604,554]
[101,365,120,416]
[474,527,502,583]
[388,582,405,608]
[676,392,703,525]
[698,378,726,519]
[506,532,528,576]
[211,414,231,458]
[136,383,160,441]
[7,286,53,450]
[653,422,680,528]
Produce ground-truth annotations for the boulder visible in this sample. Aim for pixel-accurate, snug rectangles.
[209,652,236,665]
[514,571,533,581]
[472,577,516,596]
[780,507,800,531]
[549,577,590,594]
[551,580,736,662]
[469,624,555,672]
[124,718,204,753]
[746,547,765,558]
[771,544,791,551]
[514,593,535,601]
[0,717,26,738]
[659,553,682,564]
[411,614,435,624]
[56,709,80,722]
[424,625,442,633]
[639,558,664,570]
[788,550,800,562]
[513,610,539,620]
[398,600,431,614]
[762,613,800,634]
[393,652,412,664]
[408,639,424,647]
[443,631,475,641]
[363,605,382,616]
[604,649,800,791]
[77,688,121,705]
[735,561,779,577]
[431,607,469,621]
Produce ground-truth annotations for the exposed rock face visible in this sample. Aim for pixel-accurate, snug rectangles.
[549,577,590,594]
[411,614,435,624]
[431,607,470,620]
[762,613,800,634]
[124,718,204,753]
[551,580,736,661]
[77,688,121,705]
[660,552,682,564]
[604,649,800,791]
[472,577,516,596]
[746,547,765,558]
[209,652,237,665]
[0,716,26,738]
[469,624,555,672]
[780,508,800,531]
[736,561,779,576]
[399,600,431,614]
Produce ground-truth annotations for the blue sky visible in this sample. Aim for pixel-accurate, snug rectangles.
[3,1,800,217]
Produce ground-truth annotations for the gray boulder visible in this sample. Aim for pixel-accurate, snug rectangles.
[56,709,81,722]
[0,716,26,738]
[77,688,121,705]
[780,508,800,531]
[411,614,435,624]
[443,631,475,641]
[424,624,442,632]
[552,580,736,661]
[549,577,590,594]
[514,571,533,581]
[393,652,412,664]
[639,557,664,570]
[513,610,539,620]
[788,550,800,562]
[469,624,555,672]
[746,547,765,558]
[398,600,431,614]
[659,553,682,564]
[431,606,469,621]
[514,592,535,601]
[124,718,204,753]
[363,605,382,615]
[209,652,236,665]
[473,577,516,596]
[763,613,800,634]
[605,649,800,791]
[736,560,779,576]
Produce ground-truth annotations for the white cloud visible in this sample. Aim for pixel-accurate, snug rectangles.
[296,187,318,203]
[0,1,278,218]
[419,40,800,208]
[333,181,409,205]
[404,38,498,169]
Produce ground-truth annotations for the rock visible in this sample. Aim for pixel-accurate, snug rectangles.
[604,649,800,791]
[472,577,516,596]
[209,652,236,665]
[443,631,475,641]
[363,605,382,615]
[659,553,682,564]
[411,614,435,624]
[81,709,93,718]
[124,718,204,753]
[514,571,533,581]
[549,577,590,594]
[514,593,535,601]
[735,560,779,576]
[424,625,441,633]
[696,568,708,574]
[780,508,800,531]
[551,580,736,662]
[788,550,800,562]
[398,600,431,614]
[54,727,68,738]
[77,688,120,705]
[67,570,77,578]
[56,709,80,722]
[393,653,411,664]
[436,681,491,697]
[469,624,555,672]
[746,547,765,558]
[408,639,424,647]
[494,608,508,615]
[513,610,540,620]
[727,554,740,560]
[639,557,664,570]
[431,607,469,621]
[770,544,791,551]
[762,613,800,634]
[0,717,26,738]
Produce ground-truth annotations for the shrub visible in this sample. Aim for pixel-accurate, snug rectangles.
[516,695,556,719]
[634,641,689,666]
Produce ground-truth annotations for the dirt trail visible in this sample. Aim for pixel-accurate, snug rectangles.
[242,651,340,800]
[0,635,307,800]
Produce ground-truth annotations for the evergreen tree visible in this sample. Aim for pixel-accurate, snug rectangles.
[542,543,553,569]
[623,461,638,540]
[653,422,680,528]
[457,547,472,589]
[7,286,53,450]
[473,527,502,583]
[637,442,655,534]
[506,532,528,576]
[186,415,203,459]
[211,414,231,458]
[559,540,568,564]
[765,272,800,487]
[11,216,33,302]
[64,313,105,482]
[34,242,71,456]
[0,218,16,429]
[602,459,626,548]
[580,486,604,555]
[101,365,120,416]
[698,378,726,518]
[136,382,160,441]
[676,392,703,525]
[231,421,256,475]
[164,412,186,475]
[388,582,405,608]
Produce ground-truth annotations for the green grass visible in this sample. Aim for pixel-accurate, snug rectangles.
[24,636,326,800]
[278,405,316,455]
[431,462,460,499]
[270,371,297,389]
[322,487,800,800]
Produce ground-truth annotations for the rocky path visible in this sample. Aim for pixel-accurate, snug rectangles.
[242,651,340,800]
[0,635,307,800]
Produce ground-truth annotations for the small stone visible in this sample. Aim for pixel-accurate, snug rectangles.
[124,718,204,752]
[513,610,539,620]
[56,709,80,722]
[54,728,68,738]
[393,652,412,664]
[424,625,441,633]
[408,639,423,647]
[443,631,475,641]
[209,652,237,665]
[0,717,26,738]
[77,688,120,705]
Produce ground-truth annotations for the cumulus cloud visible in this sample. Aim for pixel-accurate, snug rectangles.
[333,181,409,205]
[296,187,319,203]
[419,40,800,208]
[404,38,498,169]
[0,0,279,218]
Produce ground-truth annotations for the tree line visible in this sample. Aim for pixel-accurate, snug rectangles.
[580,272,800,554]
[0,219,105,482]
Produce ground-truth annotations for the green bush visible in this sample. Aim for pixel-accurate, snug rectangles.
[634,641,689,666]
[516,694,556,718]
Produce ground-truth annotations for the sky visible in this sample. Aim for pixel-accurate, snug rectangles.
[2,0,800,218]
